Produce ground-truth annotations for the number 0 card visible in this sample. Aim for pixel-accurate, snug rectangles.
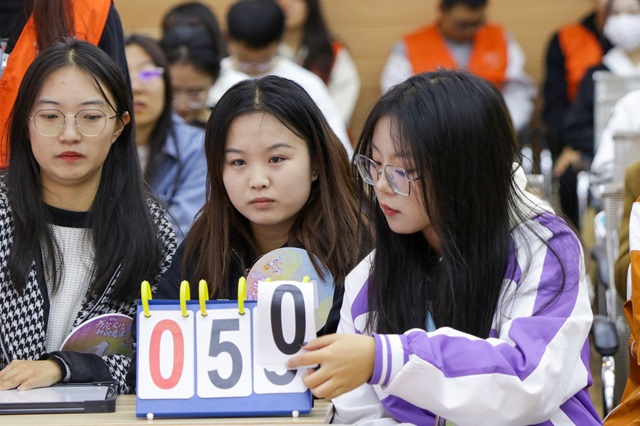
[254,280,317,369]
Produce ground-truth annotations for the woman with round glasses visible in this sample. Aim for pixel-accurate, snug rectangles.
[125,34,207,242]
[287,70,601,424]
[0,39,176,393]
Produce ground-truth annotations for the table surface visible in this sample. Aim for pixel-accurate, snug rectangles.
[0,395,333,425]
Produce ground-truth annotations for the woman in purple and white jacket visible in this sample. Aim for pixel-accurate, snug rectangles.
[288,70,602,425]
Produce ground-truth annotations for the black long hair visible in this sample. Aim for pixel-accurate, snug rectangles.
[161,25,221,84]
[7,38,162,301]
[356,70,563,338]
[160,2,224,87]
[185,75,361,298]
[161,1,227,59]
[442,0,488,8]
[297,0,335,83]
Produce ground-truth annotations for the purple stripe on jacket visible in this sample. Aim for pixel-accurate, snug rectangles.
[370,334,384,384]
[380,393,437,425]
[383,335,393,385]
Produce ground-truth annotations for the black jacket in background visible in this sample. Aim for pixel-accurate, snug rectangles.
[542,13,612,155]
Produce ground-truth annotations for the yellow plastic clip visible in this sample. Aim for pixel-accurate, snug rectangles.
[238,277,246,315]
[180,280,190,318]
[302,276,310,283]
[141,280,152,318]
[265,277,272,282]
[199,279,209,317]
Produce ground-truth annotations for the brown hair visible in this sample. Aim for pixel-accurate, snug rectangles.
[30,0,75,51]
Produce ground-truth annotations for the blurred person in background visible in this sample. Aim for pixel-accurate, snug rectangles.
[380,0,535,134]
[277,0,360,126]
[209,0,353,157]
[126,34,207,241]
[560,0,640,226]
[160,2,226,127]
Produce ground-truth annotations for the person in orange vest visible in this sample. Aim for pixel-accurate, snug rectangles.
[542,0,611,228]
[277,0,361,127]
[0,0,130,169]
[543,0,610,158]
[380,0,535,133]
[604,193,640,424]
[558,0,640,228]
[614,161,640,301]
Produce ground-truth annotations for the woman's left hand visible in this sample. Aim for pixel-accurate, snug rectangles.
[286,333,375,400]
[0,359,62,390]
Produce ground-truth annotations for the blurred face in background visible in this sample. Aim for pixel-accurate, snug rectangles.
[229,40,279,77]
[608,0,640,15]
[277,0,308,31]
[126,44,165,144]
[438,3,487,43]
[603,0,640,52]
[169,61,214,124]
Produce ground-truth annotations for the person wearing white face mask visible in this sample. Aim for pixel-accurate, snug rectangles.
[560,0,640,209]
[542,0,611,228]
[603,8,640,52]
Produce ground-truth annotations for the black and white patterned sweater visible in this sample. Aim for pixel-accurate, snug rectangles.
[0,185,177,394]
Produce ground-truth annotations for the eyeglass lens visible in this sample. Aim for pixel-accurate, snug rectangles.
[32,109,109,137]
[173,89,208,110]
[355,155,411,196]
[137,68,164,82]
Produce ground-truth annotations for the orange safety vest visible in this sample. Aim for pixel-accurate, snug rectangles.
[404,23,508,89]
[558,23,603,102]
[605,196,640,424]
[0,0,111,168]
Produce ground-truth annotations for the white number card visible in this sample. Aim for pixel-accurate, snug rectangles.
[254,280,317,369]
[137,310,195,400]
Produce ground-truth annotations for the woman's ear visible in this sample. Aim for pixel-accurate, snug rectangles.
[310,157,319,182]
[111,111,131,144]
